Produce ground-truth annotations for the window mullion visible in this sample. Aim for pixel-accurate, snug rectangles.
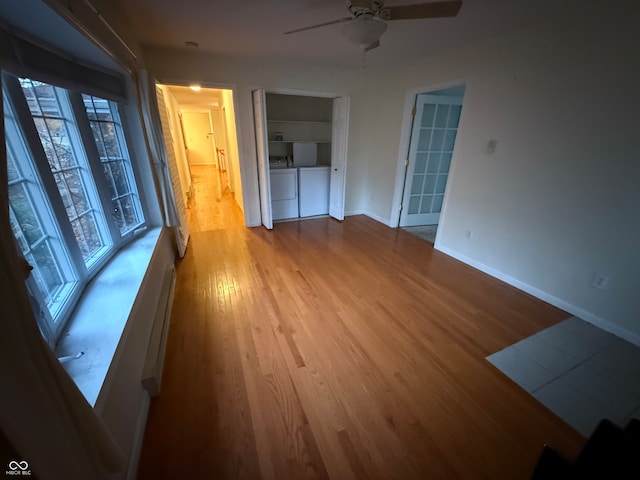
[117,103,147,229]
[3,74,88,280]
[68,91,122,245]
[57,89,114,263]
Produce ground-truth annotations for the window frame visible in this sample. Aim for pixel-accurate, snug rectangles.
[3,72,147,344]
[73,93,146,239]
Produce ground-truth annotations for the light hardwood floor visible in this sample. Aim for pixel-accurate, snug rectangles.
[186,165,242,232]
[137,168,584,479]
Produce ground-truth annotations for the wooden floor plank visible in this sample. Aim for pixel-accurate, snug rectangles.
[136,166,584,480]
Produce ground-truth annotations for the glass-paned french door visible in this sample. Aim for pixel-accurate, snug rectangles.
[400,94,463,227]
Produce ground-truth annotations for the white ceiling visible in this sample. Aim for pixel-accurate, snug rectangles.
[166,85,224,108]
[115,0,569,70]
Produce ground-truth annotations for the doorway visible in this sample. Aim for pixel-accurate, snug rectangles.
[252,89,350,229]
[181,111,216,166]
[156,84,244,232]
[398,85,465,243]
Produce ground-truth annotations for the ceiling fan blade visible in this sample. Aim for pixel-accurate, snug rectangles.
[284,17,353,35]
[364,40,380,52]
[386,1,462,20]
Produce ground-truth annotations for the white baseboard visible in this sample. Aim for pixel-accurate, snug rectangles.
[344,210,364,218]
[436,244,640,347]
[363,211,393,227]
[345,210,394,227]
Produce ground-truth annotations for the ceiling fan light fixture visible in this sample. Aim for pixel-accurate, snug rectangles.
[342,17,387,49]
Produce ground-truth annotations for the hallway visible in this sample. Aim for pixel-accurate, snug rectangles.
[186,165,244,232]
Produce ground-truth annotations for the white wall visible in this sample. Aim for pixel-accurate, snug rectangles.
[361,4,640,341]
[221,89,244,210]
[142,48,368,227]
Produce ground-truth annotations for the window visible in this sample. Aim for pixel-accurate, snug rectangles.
[82,94,143,235]
[4,73,145,343]
[20,78,112,267]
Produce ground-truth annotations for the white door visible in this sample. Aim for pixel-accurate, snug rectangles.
[182,111,216,165]
[156,86,190,256]
[399,94,462,227]
[252,89,272,229]
[330,97,349,220]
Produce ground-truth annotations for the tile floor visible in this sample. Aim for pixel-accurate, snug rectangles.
[402,224,438,244]
[487,316,640,437]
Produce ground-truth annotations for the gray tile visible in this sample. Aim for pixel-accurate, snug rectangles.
[533,378,606,437]
[537,325,605,362]
[513,334,582,376]
[584,341,640,397]
[562,365,640,423]
[487,346,556,393]
[486,318,640,436]
[557,317,618,350]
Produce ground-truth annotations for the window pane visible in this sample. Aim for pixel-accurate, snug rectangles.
[83,94,143,234]
[432,194,444,213]
[421,104,436,127]
[414,153,427,174]
[408,196,420,214]
[21,78,109,265]
[5,96,76,319]
[426,153,440,173]
[420,195,433,214]
[424,175,437,195]
[29,240,65,303]
[443,130,457,151]
[110,161,130,196]
[411,174,424,195]
[120,195,138,227]
[71,212,103,260]
[7,145,19,182]
[434,105,449,128]
[101,163,118,199]
[417,128,431,151]
[439,153,452,173]
[430,129,445,151]
[448,105,462,128]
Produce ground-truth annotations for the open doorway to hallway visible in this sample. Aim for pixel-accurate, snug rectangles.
[156,84,245,232]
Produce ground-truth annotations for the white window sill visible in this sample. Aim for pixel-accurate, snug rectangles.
[55,227,163,407]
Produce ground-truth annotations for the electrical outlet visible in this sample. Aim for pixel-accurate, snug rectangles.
[486,139,497,154]
[591,273,610,290]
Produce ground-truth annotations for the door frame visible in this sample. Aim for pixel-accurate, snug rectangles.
[154,81,248,224]
[251,86,351,227]
[390,80,468,231]
[180,108,217,166]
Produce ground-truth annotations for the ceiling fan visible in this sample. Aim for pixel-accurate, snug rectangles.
[284,0,462,52]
